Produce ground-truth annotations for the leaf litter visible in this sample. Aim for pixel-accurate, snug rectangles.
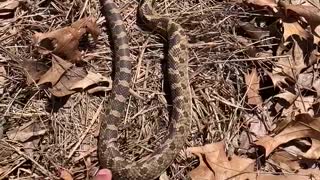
[4,0,320,179]
[187,0,320,179]
[32,16,100,62]
[26,18,111,97]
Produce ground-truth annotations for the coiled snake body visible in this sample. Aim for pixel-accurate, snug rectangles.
[98,0,191,179]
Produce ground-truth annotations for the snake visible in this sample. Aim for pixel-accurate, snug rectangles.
[98,0,191,179]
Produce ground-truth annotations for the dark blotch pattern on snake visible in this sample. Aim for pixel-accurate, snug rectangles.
[98,0,192,179]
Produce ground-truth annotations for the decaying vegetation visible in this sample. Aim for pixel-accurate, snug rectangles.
[1,0,320,179]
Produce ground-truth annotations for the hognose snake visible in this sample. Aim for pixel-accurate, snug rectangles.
[98,0,191,179]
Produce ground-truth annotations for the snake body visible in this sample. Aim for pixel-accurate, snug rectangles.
[98,0,191,179]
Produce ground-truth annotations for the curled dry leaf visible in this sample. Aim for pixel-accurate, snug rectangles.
[255,113,320,157]
[0,0,19,17]
[245,68,262,105]
[71,17,100,40]
[274,105,295,134]
[32,17,100,62]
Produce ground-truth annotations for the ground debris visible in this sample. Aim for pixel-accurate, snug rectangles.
[3,0,320,179]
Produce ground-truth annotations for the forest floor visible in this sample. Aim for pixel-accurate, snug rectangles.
[1,0,320,179]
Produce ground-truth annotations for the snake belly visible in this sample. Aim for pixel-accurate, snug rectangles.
[98,0,192,179]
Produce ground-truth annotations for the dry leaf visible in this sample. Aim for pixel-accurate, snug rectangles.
[49,66,87,97]
[280,4,320,44]
[6,121,47,142]
[71,16,100,41]
[297,71,317,89]
[60,169,73,180]
[32,17,100,62]
[187,141,255,180]
[48,65,111,97]
[282,20,310,41]
[22,60,49,85]
[37,55,73,86]
[296,169,320,180]
[269,150,300,172]
[31,55,111,97]
[23,138,40,156]
[283,5,320,32]
[245,68,262,105]
[0,66,6,94]
[294,96,314,113]
[274,39,306,81]
[266,70,289,87]
[0,0,19,16]
[273,90,298,112]
[274,105,295,133]
[244,114,268,141]
[312,78,320,97]
[302,138,320,159]
[187,141,318,180]
[255,113,320,157]
[70,71,112,90]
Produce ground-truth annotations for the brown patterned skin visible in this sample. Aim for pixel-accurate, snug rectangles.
[98,0,192,179]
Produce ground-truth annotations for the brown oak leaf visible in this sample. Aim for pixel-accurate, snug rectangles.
[32,17,100,62]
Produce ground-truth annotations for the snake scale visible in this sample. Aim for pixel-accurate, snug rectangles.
[98,0,191,179]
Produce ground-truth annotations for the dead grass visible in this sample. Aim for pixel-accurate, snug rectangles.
[0,0,257,179]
